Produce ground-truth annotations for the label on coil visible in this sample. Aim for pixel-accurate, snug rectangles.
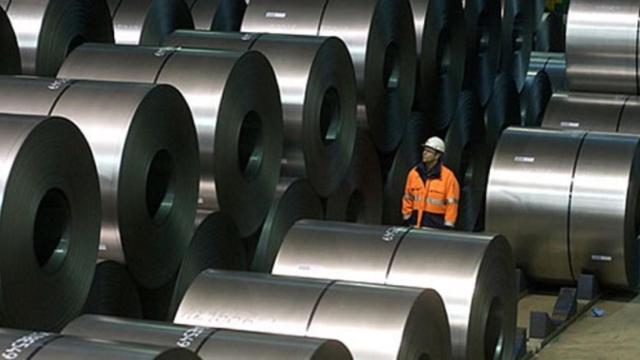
[514,156,536,163]
[560,121,581,128]
[265,11,287,19]
[591,254,613,262]
[381,227,405,242]
[176,327,206,348]
[2,332,53,359]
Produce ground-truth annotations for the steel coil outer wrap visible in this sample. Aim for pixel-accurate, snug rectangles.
[174,270,452,359]
[0,7,20,74]
[519,68,552,127]
[534,12,565,52]
[486,127,640,288]
[83,261,143,319]
[59,44,283,237]
[0,77,200,290]
[529,52,566,91]
[242,0,417,153]
[64,315,352,359]
[188,0,246,31]
[500,0,533,91]
[484,73,520,155]
[543,92,629,132]
[0,115,101,331]
[1,0,113,76]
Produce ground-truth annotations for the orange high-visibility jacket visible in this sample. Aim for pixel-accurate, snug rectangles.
[402,162,460,228]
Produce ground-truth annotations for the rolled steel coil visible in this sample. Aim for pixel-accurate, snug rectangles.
[0,329,199,359]
[519,68,552,127]
[410,0,466,130]
[325,130,383,224]
[382,112,431,225]
[242,0,417,154]
[175,270,452,359]
[532,0,544,25]
[0,7,20,74]
[534,12,565,52]
[0,77,200,289]
[529,51,566,92]
[566,0,640,94]
[484,73,521,155]
[251,179,324,273]
[165,31,356,197]
[486,127,640,288]
[444,91,489,231]
[462,0,502,106]
[0,0,113,76]
[187,0,246,31]
[500,0,534,92]
[83,261,143,319]
[273,220,517,360]
[0,115,100,331]
[59,44,283,237]
[107,0,193,45]
[64,315,353,359]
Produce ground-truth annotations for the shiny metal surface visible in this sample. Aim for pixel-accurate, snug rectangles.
[251,179,323,273]
[189,0,246,31]
[570,133,640,288]
[325,130,383,224]
[618,97,640,134]
[0,7,20,74]
[64,315,353,359]
[0,115,100,331]
[463,0,502,106]
[486,127,584,283]
[519,64,552,127]
[59,44,283,236]
[533,12,565,52]
[175,270,451,359]
[529,51,567,91]
[542,92,628,132]
[566,0,640,94]
[242,0,417,153]
[0,328,199,359]
[500,0,533,91]
[410,0,466,129]
[0,77,200,289]
[1,0,113,76]
[484,73,520,159]
[166,31,357,197]
[110,0,193,45]
[274,220,516,359]
[83,260,143,319]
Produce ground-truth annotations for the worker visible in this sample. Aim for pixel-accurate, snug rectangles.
[402,136,460,229]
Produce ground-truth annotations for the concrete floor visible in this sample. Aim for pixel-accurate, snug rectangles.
[517,292,640,359]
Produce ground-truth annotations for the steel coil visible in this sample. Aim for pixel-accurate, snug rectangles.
[242,0,417,153]
[0,329,199,359]
[463,0,502,106]
[273,220,517,360]
[382,112,431,225]
[59,44,283,237]
[410,0,466,130]
[83,261,143,319]
[251,179,324,273]
[0,0,113,76]
[0,7,20,75]
[519,68,552,127]
[484,73,520,155]
[534,12,565,52]
[444,91,488,231]
[175,270,452,359]
[529,51,566,92]
[0,115,100,331]
[0,77,200,290]
[64,315,352,359]
[532,0,544,25]
[108,0,193,45]
[188,0,246,31]
[165,31,357,197]
[566,0,640,94]
[486,127,640,288]
[500,0,533,92]
[543,92,629,132]
[325,130,383,224]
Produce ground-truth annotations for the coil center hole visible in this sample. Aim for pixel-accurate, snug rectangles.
[319,87,342,145]
[477,13,491,55]
[437,29,452,77]
[33,189,70,273]
[512,14,525,53]
[383,42,400,94]
[146,149,176,225]
[346,190,365,223]
[484,297,505,360]
[238,110,264,181]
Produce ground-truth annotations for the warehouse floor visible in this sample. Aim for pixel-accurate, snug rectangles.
[517,291,640,359]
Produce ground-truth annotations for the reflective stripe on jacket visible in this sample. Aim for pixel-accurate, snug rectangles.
[402,162,460,228]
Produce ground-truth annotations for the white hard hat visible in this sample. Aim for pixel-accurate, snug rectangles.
[422,136,445,153]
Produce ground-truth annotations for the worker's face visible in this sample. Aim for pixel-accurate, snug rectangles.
[422,147,441,164]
